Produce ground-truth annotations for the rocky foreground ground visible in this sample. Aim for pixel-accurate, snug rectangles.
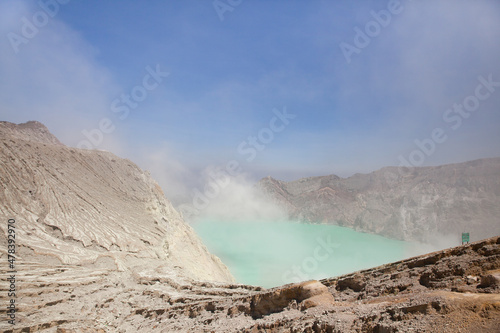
[1,236,499,332]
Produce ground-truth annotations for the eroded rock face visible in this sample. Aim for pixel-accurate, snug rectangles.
[0,121,234,283]
[258,159,500,242]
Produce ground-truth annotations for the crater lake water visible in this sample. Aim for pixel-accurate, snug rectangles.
[193,220,426,288]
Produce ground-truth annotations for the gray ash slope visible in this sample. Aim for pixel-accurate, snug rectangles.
[258,158,500,243]
[0,120,234,283]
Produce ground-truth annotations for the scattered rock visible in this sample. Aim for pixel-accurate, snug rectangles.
[249,280,334,318]
[479,273,500,289]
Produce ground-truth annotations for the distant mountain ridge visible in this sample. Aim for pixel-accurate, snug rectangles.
[258,158,500,243]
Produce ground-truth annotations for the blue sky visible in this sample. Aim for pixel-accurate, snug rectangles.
[1,0,500,201]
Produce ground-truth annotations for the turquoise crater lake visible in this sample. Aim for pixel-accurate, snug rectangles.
[193,220,425,288]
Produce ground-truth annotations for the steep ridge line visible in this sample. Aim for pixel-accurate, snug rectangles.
[258,158,500,243]
[0,120,235,283]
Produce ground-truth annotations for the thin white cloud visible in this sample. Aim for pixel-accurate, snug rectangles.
[192,172,287,223]
[0,0,122,153]
[306,0,500,174]
[1,0,498,195]
[134,142,195,203]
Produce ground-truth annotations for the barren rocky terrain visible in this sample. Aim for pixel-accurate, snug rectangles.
[258,159,500,243]
[1,235,499,332]
[0,121,234,284]
[1,121,499,332]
